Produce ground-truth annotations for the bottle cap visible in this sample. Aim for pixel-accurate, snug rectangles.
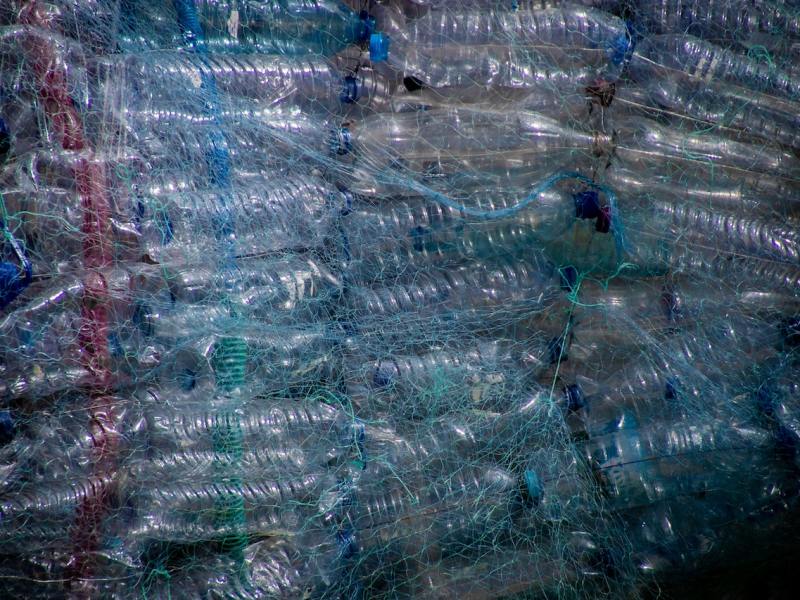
[0,219,33,309]
[357,11,376,44]
[664,378,679,400]
[524,470,543,505]
[339,75,360,104]
[560,266,578,292]
[574,190,601,220]
[564,384,585,413]
[331,127,353,156]
[0,410,14,446]
[369,33,389,62]
[608,21,636,67]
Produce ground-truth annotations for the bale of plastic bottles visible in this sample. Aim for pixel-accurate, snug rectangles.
[1,0,799,598]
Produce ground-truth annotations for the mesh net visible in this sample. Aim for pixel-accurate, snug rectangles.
[0,0,799,598]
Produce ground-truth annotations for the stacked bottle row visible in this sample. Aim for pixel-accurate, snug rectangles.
[1,0,799,598]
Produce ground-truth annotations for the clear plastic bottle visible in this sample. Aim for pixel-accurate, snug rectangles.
[136,176,346,262]
[0,266,163,400]
[118,0,367,55]
[127,471,334,544]
[629,48,800,150]
[342,256,559,320]
[341,185,580,277]
[94,52,397,115]
[142,395,345,453]
[133,321,338,393]
[336,465,520,555]
[633,34,800,102]
[345,337,550,416]
[335,107,603,190]
[613,115,800,182]
[162,255,342,320]
[631,0,800,47]
[582,420,775,511]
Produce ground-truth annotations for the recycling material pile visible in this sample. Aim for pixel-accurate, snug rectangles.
[1,0,799,598]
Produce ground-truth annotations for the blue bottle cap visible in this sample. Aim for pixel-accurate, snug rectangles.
[357,11,376,44]
[372,361,395,387]
[559,266,578,292]
[548,335,569,365]
[331,127,353,156]
[339,75,360,104]
[664,378,679,400]
[0,410,14,445]
[0,220,33,309]
[608,21,636,67]
[564,384,585,413]
[574,190,601,220]
[369,33,389,62]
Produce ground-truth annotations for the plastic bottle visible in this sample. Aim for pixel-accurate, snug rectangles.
[341,185,583,277]
[644,199,800,263]
[632,34,800,102]
[0,266,163,400]
[118,0,368,55]
[132,323,338,394]
[0,403,143,489]
[94,52,397,115]
[334,107,603,190]
[631,0,800,48]
[0,473,117,552]
[583,421,775,511]
[142,395,345,453]
[114,103,334,173]
[346,338,550,417]
[391,43,602,91]
[127,471,334,544]
[162,255,342,320]
[399,4,623,49]
[612,115,800,182]
[342,256,559,320]
[136,176,346,262]
[135,535,340,599]
[629,51,800,150]
[604,167,800,218]
[336,465,520,554]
